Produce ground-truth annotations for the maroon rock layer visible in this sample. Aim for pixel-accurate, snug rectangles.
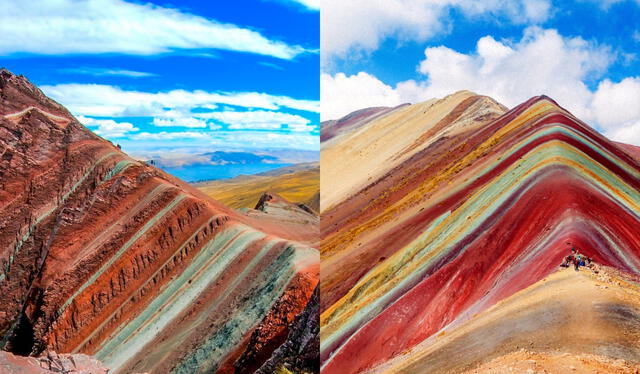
[0,68,319,374]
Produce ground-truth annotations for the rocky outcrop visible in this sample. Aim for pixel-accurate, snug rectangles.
[244,192,319,248]
[303,192,319,214]
[195,163,319,221]
[0,68,318,374]
[0,350,109,374]
[237,285,319,374]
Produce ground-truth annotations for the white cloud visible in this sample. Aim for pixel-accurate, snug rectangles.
[153,117,208,128]
[321,72,404,120]
[323,27,611,120]
[45,84,318,144]
[592,77,640,144]
[60,67,157,78]
[412,27,612,119]
[77,115,139,138]
[285,0,320,10]
[131,131,210,140]
[41,84,320,118]
[125,130,318,150]
[0,0,306,59]
[322,27,640,145]
[321,0,552,62]
[199,110,314,131]
[605,121,640,145]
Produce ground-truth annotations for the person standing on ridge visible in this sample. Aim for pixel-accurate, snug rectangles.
[561,246,576,268]
[573,248,586,271]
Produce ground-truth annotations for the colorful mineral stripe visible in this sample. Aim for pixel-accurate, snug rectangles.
[0,69,319,373]
[320,92,640,373]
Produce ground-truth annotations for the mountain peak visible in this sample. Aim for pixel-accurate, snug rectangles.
[0,72,319,373]
[320,90,640,374]
[0,67,73,122]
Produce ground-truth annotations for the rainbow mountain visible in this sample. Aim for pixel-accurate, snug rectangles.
[320,91,640,373]
[0,68,319,374]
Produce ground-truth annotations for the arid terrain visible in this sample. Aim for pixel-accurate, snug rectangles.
[320,91,640,373]
[0,68,319,374]
[195,163,319,212]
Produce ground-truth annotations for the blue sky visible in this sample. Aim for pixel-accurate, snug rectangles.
[0,0,319,158]
[322,0,640,145]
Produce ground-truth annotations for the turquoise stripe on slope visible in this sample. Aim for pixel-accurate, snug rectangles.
[171,244,297,374]
[1,152,119,283]
[57,194,186,315]
[96,225,265,372]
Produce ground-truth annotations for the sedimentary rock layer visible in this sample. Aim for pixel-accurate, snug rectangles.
[320,92,640,373]
[0,68,319,374]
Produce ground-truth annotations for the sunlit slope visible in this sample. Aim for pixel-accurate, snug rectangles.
[321,91,509,312]
[374,266,640,374]
[0,68,319,374]
[320,93,640,374]
[196,164,319,211]
[320,91,507,212]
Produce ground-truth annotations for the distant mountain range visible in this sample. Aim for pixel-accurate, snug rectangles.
[133,149,319,168]
[204,151,278,164]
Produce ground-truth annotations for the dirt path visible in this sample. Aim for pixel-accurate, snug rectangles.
[372,265,640,374]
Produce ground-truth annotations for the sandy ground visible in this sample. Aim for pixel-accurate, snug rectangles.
[462,349,640,374]
[372,265,640,374]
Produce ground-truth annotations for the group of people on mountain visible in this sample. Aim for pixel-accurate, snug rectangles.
[560,246,593,271]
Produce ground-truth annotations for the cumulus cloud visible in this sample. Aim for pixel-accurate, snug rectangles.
[283,0,320,10]
[321,0,552,62]
[199,110,314,131]
[41,84,320,118]
[322,27,640,145]
[321,72,404,120]
[412,27,613,119]
[77,115,139,138]
[0,0,307,59]
[591,77,640,144]
[47,83,318,146]
[322,28,607,118]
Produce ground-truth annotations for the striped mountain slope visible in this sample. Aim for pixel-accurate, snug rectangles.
[372,264,640,374]
[320,91,640,373]
[0,68,319,374]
